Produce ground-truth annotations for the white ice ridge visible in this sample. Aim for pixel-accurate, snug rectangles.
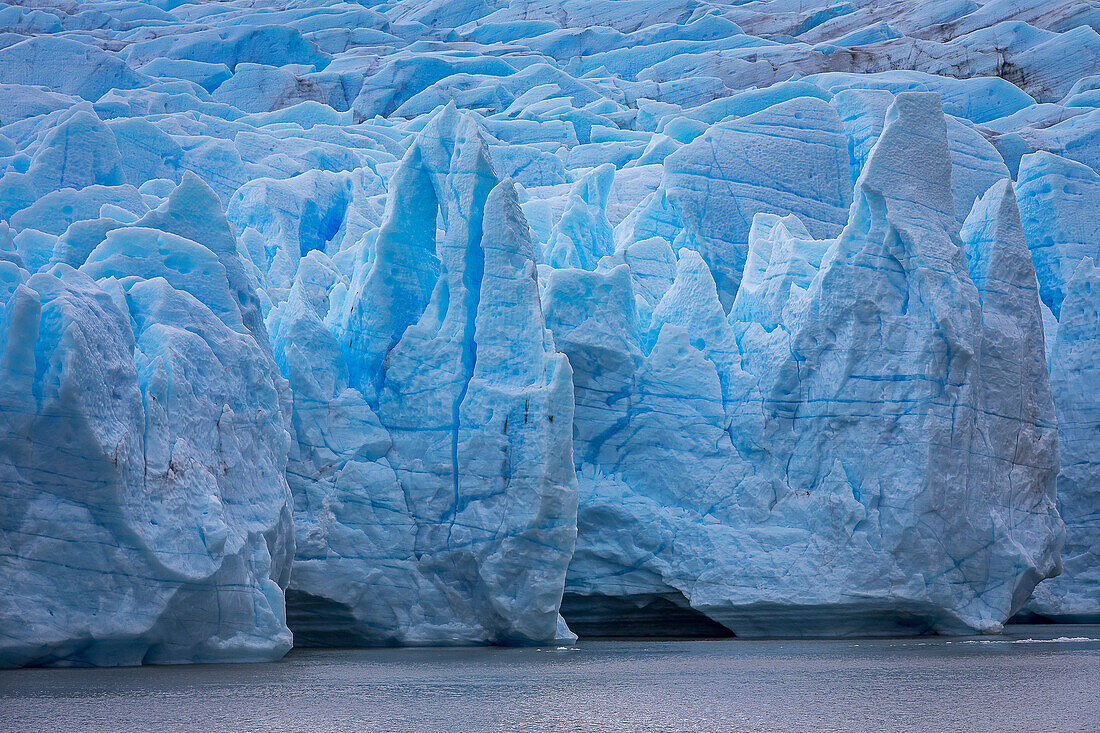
[0,0,1096,665]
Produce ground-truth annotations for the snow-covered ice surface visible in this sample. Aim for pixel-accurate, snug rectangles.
[0,0,1096,665]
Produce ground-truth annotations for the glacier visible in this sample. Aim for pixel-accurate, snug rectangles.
[561,93,1061,637]
[0,0,1096,665]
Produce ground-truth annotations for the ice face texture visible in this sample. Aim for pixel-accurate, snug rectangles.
[1023,258,1100,622]
[0,178,294,667]
[0,0,1096,664]
[1015,152,1100,622]
[559,93,1061,637]
[278,107,578,646]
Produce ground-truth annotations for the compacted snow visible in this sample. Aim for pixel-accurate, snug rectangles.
[0,0,1097,666]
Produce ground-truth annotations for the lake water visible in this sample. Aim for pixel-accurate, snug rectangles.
[2,625,1098,732]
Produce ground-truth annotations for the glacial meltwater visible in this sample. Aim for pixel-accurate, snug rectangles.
[2,626,1098,732]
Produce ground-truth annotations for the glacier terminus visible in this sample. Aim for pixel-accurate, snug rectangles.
[0,0,1098,667]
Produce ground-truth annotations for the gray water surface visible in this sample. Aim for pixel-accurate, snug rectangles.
[2,625,1099,732]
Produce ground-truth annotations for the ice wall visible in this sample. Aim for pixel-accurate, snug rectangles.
[558,93,1061,637]
[277,106,578,646]
[0,0,1096,663]
[1016,153,1100,622]
[0,176,294,666]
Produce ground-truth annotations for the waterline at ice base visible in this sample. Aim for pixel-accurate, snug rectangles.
[0,0,1098,667]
